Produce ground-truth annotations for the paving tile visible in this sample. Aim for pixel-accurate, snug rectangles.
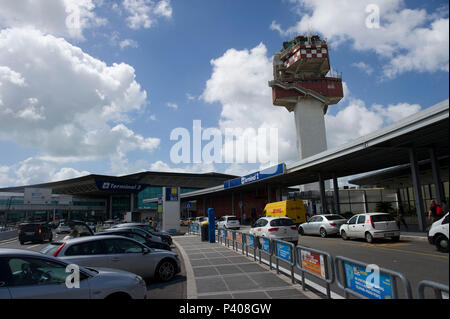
[227,256,253,264]
[248,273,291,288]
[196,277,228,294]
[189,253,207,260]
[190,259,212,267]
[232,291,269,299]
[236,263,266,273]
[222,274,259,291]
[198,294,233,299]
[266,288,305,298]
[193,267,220,277]
[208,257,232,265]
[215,265,242,275]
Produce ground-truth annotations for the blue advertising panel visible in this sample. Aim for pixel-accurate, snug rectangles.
[221,229,227,238]
[224,163,285,189]
[276,242,291,262]
[260,237,270,253]
[344,262,393,299]
[248,235,254,248]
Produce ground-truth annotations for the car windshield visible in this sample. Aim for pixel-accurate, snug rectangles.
[270,219,294,227]
[372,214,395,222]
[227,217,238,221]
[326,215,346,220]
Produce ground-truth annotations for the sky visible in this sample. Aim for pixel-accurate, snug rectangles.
[0,0,448,187]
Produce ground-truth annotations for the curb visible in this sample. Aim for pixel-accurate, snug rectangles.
[400,235,428,242]
[173,238,198,299]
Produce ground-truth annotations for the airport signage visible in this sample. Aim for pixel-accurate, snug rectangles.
[224,163,286,189]
[165,187,179,201]
[24,188,52,205]
[96,180,147,193]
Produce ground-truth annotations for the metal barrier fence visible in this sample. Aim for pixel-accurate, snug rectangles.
[418,280,449,299]
[188,227,448,299]
[242,232,258,261]
[295,245,335,299]
[335,255,413,299]
[272,239,296,284]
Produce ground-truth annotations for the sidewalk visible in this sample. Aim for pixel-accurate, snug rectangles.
[399,224,428,242]
[173,235,320,299]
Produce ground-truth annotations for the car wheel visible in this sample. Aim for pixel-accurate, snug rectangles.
[435,235,449,253]
[49,233,53,242]
[156,259,176,282]
[298,227,304,235]
[320,228,327,238]
[365,232,374,243]
[105,292,132,300]
[20,240,24,245]
[391,236,400,242]
[292,240,298,246]
[341,230,348,240]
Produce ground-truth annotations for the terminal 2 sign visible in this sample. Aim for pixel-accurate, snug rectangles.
[224,163,286,189]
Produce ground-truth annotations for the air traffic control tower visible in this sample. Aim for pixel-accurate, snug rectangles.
[269,34,343,192]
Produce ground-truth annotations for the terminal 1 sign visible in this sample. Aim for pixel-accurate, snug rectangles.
[224,163,286,189]
[95,180,148,193]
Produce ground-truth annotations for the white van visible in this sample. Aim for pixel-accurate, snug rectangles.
[428,213,449,252]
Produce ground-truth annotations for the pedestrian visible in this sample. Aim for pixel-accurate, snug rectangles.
[396,209,408,231]
[441,199,449,214]
[428,200,441,225]
[63,228,78,241]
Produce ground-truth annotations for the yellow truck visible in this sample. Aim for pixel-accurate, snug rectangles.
[263,200,307,224]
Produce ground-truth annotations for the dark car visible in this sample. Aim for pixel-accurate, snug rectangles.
[112,223,172,245]
[18,222,53,245]
[65,220,95,237]
[95,228,171,251]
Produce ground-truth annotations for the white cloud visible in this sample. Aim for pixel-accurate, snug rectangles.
[119,38,139,49]
[149,160,215,174]
[0,27,159,165]
[122,0,172,30]
[272,0,449,78]
[0,0,106,40]
[167,102,178,109]
[352,62,374,75]
[0,157,90,187]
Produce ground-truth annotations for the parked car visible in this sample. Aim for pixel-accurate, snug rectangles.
[18,222,53,245]
[41,235,180,282]
[96,228,171,251]
[339,213,400,243]
[249,217,298,245]
[112,223,172,245]
[428,213,449,252]
[0,248,147,299]
[298,214,348,237]
[217,215,240,230]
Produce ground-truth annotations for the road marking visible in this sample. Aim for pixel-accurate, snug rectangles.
[26,244,41,250]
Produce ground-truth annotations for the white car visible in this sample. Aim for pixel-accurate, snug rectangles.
[56,223,71,234]
[428,213,449,252]
[217,215,240,230]
[249,217,298,245]
[339,213,400,243]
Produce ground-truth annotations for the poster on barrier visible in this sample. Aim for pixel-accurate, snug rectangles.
[248,235,254,248]
[259,237,270,253]
[227,231,233,240]
[344,262,393,299]
[221,229,227,238]
[301,250,326,279]
[276,242,291,263]
[235,232,242,243]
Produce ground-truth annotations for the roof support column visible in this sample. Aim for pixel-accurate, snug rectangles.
[429,147,444,205]
[267,185,272,203]
[203,198,206,216]
[318,172,327,214]
[231,192,235,216]
[332,174,340,215]
[409,148,426,232]
[109,195,113,220]
[363,190,369,213]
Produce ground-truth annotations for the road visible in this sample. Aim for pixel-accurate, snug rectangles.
[236,225,448,298]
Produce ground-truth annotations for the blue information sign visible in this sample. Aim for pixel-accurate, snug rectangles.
[344,262,393,299]
[276,242,291,262]
[248,235,254,248]
[221,229,227,238]
[224,163,285,189]
[260,238,270,253]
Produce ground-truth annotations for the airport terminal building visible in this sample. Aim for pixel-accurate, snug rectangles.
[0,171,235,224]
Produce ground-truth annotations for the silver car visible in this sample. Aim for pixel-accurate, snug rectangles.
[0,248,147,299]
[41,235,180,282]
[298,214,348,238]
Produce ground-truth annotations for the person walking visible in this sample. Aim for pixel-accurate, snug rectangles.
[428,200,441,226]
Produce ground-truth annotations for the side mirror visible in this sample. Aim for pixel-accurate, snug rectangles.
[143,247,150,254]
